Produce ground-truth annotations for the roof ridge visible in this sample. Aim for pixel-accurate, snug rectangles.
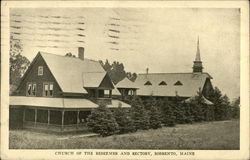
[39,51,99,63]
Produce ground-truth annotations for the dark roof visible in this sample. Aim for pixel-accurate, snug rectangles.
[135,72,212,97]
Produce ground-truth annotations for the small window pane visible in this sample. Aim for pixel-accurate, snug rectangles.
[27,84,32,95]
[44,84,49,90]
[32,84,36,95]
[38,66,43,76]
[49,84,53,90]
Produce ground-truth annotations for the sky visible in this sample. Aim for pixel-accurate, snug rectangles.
[9,8,240,100]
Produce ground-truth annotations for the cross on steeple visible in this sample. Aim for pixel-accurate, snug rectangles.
[193,36,203,73]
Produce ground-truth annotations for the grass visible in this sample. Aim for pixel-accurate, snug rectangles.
[9,119,239,149]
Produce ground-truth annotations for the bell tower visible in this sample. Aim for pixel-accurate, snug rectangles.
[193,37,203,73]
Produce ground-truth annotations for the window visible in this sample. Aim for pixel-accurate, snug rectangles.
[144,81,152,85]
[43,83,53,97]
[27,83,36,96]
[38,66,43,76]
[159,81,167,85]
[174,81,183,86]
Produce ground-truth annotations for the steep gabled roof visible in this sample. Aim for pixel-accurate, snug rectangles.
[116,77,139,89]
[82,72,106,88]
[135,72,212,97]
[39,52,106,93]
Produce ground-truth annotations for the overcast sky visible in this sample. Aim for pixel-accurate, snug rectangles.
[10,8,240,100]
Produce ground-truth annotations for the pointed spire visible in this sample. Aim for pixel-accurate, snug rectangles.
[195,36,201,61]
[193,36,203,73]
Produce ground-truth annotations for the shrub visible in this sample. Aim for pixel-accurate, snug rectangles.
[148,104,162,129]
[160,98,176,127]
[113,106,136,134]
[87,104,119,136]
[131,97,150,130]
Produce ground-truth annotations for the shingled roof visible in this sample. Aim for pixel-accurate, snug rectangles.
[116,77,139,89]
[135,72,212,97]
[40,52,106,94]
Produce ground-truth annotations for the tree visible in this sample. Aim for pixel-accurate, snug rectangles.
[113,106,136,134]
[207,87,231,121]
[231,97,240,119]
[160,98,176,127]
[144,96,162,129]
[131,96,150,130]
[189,89,206,122]
[9,36,30,94]
[99,59,137,84]
[87,104,119,136]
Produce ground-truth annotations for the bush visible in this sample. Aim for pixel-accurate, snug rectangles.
[160,98,176,127]
[131,97,150,130]
[143,96,162,129]
[148,105,162,129]
[87,104,119,136]
[113,106,136,134]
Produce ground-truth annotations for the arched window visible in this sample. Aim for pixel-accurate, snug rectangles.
[159,81,167,85]
[144,81,152,85]
[174,81,183,86]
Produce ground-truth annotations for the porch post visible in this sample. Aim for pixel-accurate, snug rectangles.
[96,89,99,98]
[34,108,37,126]
[23,108,26,122]
[61,110,65,131]
[109,90,112,98]
[77,110,80,129]
[47,110,50,127]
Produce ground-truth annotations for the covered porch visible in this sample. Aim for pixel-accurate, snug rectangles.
[9,96,99,132]
[9,96,131,133]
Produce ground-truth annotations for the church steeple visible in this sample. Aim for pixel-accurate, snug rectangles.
[193,37,203,73]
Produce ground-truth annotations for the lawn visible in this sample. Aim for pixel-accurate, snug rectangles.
[9,119,239,149]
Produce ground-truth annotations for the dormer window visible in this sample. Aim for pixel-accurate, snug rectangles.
[159,81,167,85]
[144,81,152,85]
[38,66,43,76]
[174,81,183,86]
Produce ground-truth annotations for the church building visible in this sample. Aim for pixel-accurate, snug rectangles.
[119,38,214,104]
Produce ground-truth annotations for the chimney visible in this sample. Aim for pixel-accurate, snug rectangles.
[146,68,149,78]
[78,47,84,60]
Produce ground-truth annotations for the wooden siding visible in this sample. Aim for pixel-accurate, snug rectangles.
[202,78,214,98]
[16,53,63,98]
[99,74,114,89]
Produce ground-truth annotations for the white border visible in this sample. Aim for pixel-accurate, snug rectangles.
[1,1,249,160]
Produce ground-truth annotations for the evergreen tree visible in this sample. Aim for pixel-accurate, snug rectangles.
[131,96,150,130]
[87,104,119,136]
[160,98,176,127]
[144,96,162,129]
[231,97,240,119]
[113,106,136,134]
[189,89,206,122]
[183,102,194,123]
[207,87,231,121]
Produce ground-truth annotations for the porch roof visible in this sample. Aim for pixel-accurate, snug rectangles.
[10,96,131,108]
